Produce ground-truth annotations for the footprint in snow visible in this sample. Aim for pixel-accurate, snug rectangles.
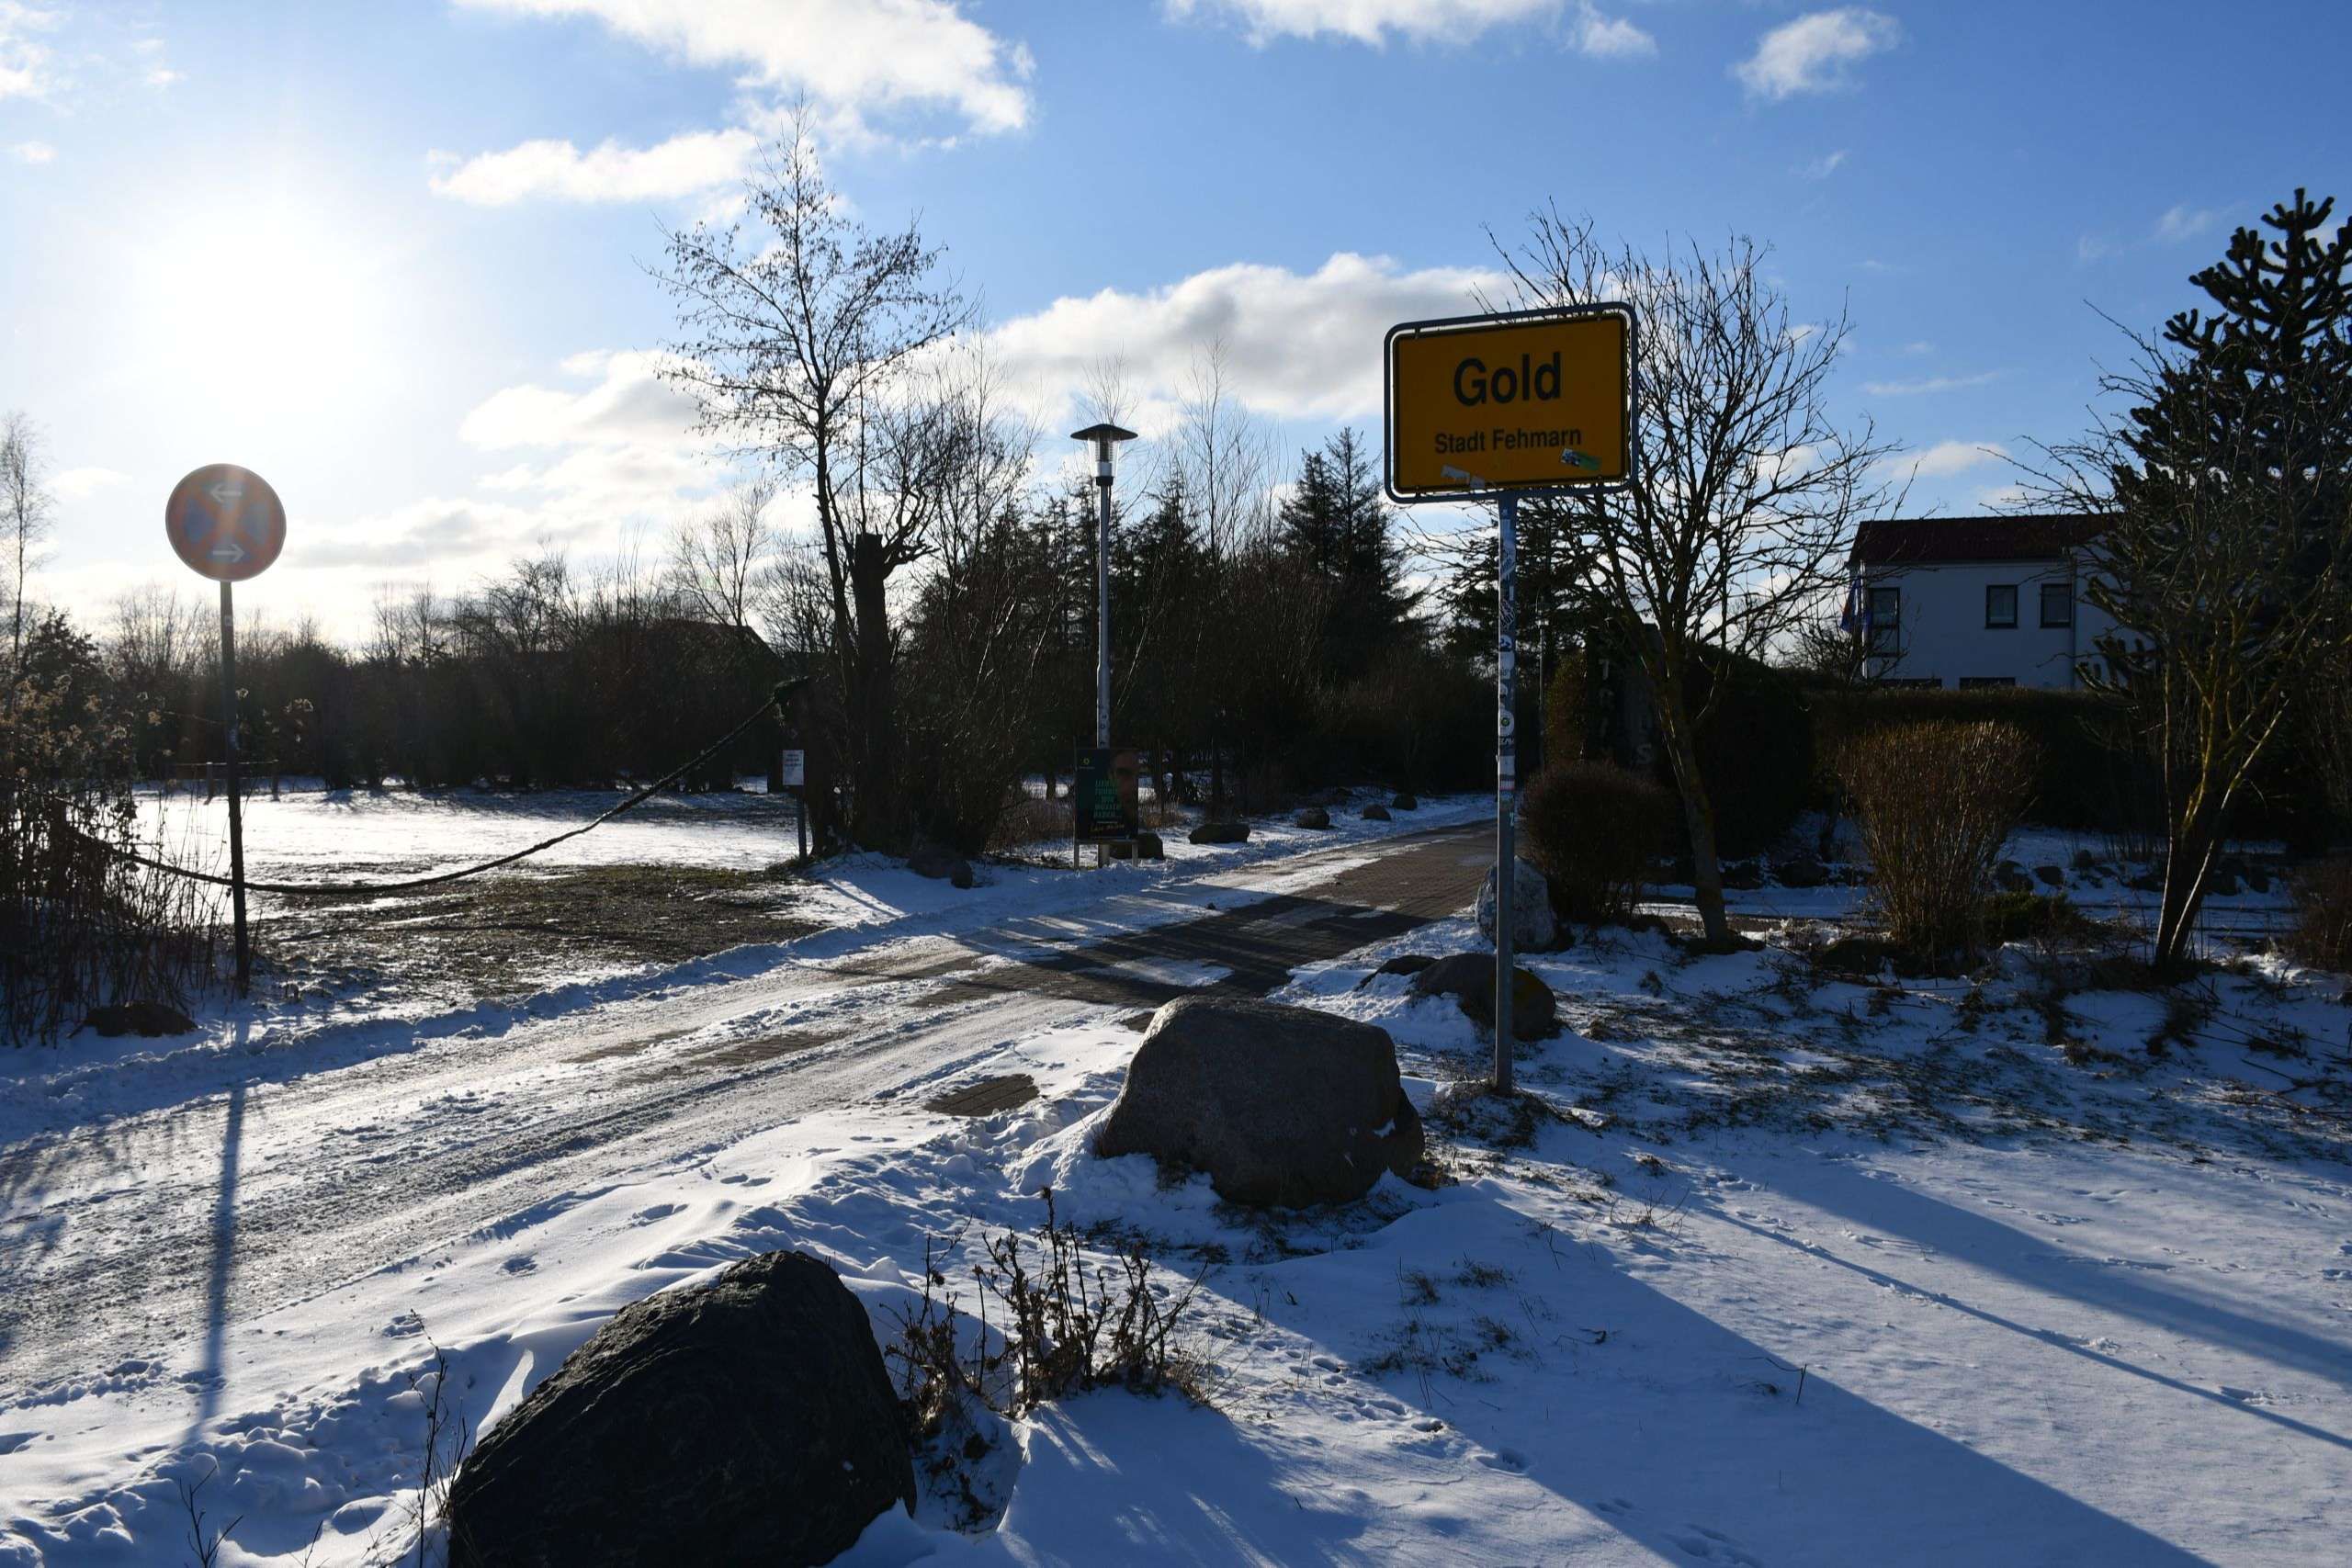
[1593,1497,1634,1518]
[502,1256,537,1275]
[1668,1524,1764,1565]
[1476,1448,1529,1473]
[384,1312,424,1338]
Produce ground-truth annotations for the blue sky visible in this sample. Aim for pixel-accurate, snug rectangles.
[4,0,2346,638]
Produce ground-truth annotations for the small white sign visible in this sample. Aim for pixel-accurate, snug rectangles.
[781,749,806,787]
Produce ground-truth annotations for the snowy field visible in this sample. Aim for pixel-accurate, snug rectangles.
[4,800,2347,1564]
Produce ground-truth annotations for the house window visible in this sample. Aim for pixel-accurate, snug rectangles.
[1985,584,2018,628]
[1868,584,1900,655]
[2041,581,2073,627]
[1960,676,2017,689]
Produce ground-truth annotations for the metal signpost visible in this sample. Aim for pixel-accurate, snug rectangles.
[165,464,289,998]
[781,747,808,859]
[1383,305,1636,1090]
[1071,423,1136,865]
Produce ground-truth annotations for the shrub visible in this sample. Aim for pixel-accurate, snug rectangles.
[2287,856,2352,974]
[1979,890,2090,946]
[1812,686,2147,833]
[1838,721,2039,962]
[1520,761,1675,924]
[1547,641,1812,857]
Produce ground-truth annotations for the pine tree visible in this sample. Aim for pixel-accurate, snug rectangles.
[2072,189,2352,968]
[1279,428,1416,674]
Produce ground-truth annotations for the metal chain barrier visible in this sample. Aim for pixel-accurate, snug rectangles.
[82,685,793,898]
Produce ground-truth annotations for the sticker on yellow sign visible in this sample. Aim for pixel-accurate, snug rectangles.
[1384,306,1635,501]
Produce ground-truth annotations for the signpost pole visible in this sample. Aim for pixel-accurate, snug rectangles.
[218,580,251,997]
[1494,491,1518,1093]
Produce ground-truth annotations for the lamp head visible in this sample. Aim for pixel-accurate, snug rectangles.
[1070,423,1138,469]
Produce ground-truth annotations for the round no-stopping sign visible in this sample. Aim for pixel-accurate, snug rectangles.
[165,464,287,581]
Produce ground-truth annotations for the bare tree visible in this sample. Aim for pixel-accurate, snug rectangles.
[1496,214,1899,946]
[655,107,971,847]
[669,476,776,628]
[1,411,55,671]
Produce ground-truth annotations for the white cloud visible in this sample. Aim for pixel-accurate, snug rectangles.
[986,252,1508,426]
[1799,149,1848,180]
[7,138,51,163]
[2154,203,2219,244]
[1735,7,1898,101]
[144,65,181,87]
[1861,370,2002,397]
[1169,0,1652,54]
[0,2,61,102]
[429,128,759,205]
[1905,440,2008,479]
[1570,4,1655,58]
[51,466,128,500]
[458,349,726,520]
[455,0,1035,136]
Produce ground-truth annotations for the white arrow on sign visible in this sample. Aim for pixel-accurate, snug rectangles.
[209,536,247,563]
[207,481,246,508]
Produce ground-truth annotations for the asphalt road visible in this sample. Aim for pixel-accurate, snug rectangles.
[0,823,1492,1402]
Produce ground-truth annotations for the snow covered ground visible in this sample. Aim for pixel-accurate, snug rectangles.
[5,804,2348,1564]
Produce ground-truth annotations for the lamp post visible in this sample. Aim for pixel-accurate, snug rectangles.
[1071,423,1137,750]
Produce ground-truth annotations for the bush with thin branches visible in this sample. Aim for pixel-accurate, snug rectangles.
[1519,761,1674,924]
[1838,721,2039,962]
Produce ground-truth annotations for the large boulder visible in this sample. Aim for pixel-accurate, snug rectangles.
[1773,852,1829,890]
[1189,820,1250,846]
[1295,807,1332,830]
[1360,804,1392,822]
[447,1251,913,1568]
[1135,830,1165,861]
[1093,997,1424,1207]
[909,844,975,888]
[1391,792,1419,810]
[1410,953,1561,1042]
[1476,857,1556,952]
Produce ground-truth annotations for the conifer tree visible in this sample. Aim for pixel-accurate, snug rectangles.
[2044,190,2352,967]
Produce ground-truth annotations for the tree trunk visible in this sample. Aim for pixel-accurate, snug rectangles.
[2154,797,2226,972]
[1645,650,1732,947]
[849,531,897,849]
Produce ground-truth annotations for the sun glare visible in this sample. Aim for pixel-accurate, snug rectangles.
[130,200,397,438]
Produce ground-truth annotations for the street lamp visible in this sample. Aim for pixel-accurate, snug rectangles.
[1071,423,1137,750]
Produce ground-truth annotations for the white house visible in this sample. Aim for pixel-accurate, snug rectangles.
[1849,515,2116,691]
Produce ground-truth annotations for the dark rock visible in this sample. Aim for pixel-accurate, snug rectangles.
[1719,859,1765,892]
[447,1250,912,1568]
[1189,820,1251,846]
[2035,864,2066,888]
[1773,852,1829,889]
[83,1000,197,1038]
[1374,953,1439,978]
[1134,830,1165,861]
[2126,868,2166,893]
[2245,867,2271,894]
[908,845,974,888]
[1294,807,1331,830]
[1093,997,1425,1207]
[1391,793,1419,810]
[2071,848,2098,873]
[1409,953,1561,1042]
[1994,861,2035,894]
[1476,858,1556,952]
[2207,869,2243,897]
[1360,804,1392,822]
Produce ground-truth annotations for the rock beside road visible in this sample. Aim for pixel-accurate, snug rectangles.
[1361,804,1392,822]
[447,1249,913,1568]
[1189,820,1251,846]
[1094,997,1424,1207]
[1295,807,1332,829]
[909,844,975,888]
[1410,953,1562,1042]
[1476,857,1557,952]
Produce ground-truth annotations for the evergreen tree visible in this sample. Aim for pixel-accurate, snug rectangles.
[1278,427,1416,674]
[2066,189,2352,967]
